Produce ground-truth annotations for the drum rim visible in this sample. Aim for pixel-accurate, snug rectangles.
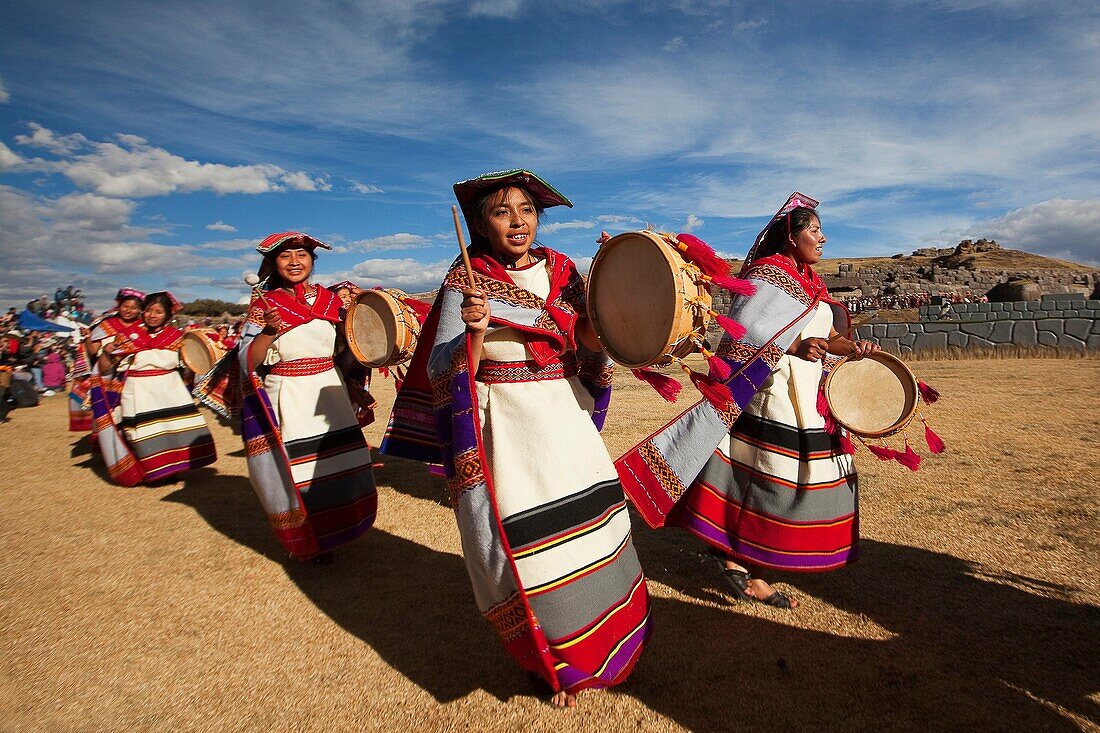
[181,329,221,374]
[823,350,919,438]
[588,230,702,368]
[346,289,400,367]
[345,288,421,368]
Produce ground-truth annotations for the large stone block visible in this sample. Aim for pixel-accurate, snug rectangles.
[923,323,955,333]
[1037,330,1058,346]
[1013,302,1028,311]
[990,321,1013,342]
[977,303,991,313]
[1087,299,1100,309]
[878,338,900,352]
[1065,310,1080,317]
[1088,335,1100,349]
[885,324,909,338]
[947,330,968,347]
[990,302,1003,312]
[1092,320,1100,334]
[962,322,995,338]
[1009,311,1022,319]
[969,337,994,348]
[908,323,924,333]
[872,324,888,338]
[1036,319,1064,335]
[1013,320,1038,346]
[1062,335,1087,350]
[1064,319,1091,340]
[900,332,917,347]
[913,332,949,350]
[1040,301,1056,310]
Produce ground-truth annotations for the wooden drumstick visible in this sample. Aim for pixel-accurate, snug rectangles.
[828,314,875,343]
[244,274,272,308]
[452,205,477,290]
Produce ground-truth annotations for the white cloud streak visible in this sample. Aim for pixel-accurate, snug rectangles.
[350,233,435,251]
[206,221,237,232]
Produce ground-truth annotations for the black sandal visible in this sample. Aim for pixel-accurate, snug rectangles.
[706,549,754,602]
[756,588,795,609]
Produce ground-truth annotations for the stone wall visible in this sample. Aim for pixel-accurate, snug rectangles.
[854,293,1100,353]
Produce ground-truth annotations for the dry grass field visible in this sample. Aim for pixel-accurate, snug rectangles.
[2,358,1098,732]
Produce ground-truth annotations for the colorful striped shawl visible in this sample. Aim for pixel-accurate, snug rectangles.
[616,255,851,528]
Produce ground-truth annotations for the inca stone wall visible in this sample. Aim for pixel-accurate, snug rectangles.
[853,293,1100,353]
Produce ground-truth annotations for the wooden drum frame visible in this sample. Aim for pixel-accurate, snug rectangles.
[823,351,919,438]
[586,230,712,368]
[344,288,422,368]
[180,328,226,376]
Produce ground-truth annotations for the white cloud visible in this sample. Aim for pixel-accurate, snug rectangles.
[206,221,237,232]
[351,233,435,251]
[663,36,685,52]
[0,142,22,172]
[349,179,384,194]
[11,124,330,197]
[540,219,596,234]
[733,18,767,31]
[684,213,705,232]
[14,122,88,154]
[966,198,1100,266]
[0,75,8,103]
[468,0,523,18]
[344,258,452,293]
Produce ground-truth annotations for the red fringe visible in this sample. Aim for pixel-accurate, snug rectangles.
[816,388,838,434]
[378,367,390,379]
[710,273,756,296]
[686,368,733,410]
[707,354,734,381]
[918,380,940,404]
[714,313,747,341]
[895,443,922,471]
[676,233,731,279]
[839,432,857,455]
[631,368,682,402]
[865,443,896,461]
[924,424,945,454]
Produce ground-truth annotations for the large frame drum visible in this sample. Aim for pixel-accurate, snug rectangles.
[345,288,422,368]
[586,231,712,368]
[824,351,919,438]
[180,328,226,376]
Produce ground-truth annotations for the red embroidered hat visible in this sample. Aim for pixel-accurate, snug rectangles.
[255,231,332,255]
[742,191,820,270]
[115,287,146,303]
[329,280,358,292]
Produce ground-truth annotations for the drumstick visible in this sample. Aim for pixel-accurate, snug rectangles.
[828,314,876,343]
[244,274,272,308]
[452,205,477,290]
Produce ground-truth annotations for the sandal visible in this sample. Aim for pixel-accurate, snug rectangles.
[706,549,754,602]
[756,588,795,609]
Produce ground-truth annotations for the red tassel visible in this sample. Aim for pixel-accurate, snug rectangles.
[918,380,940,404]
[865,443,895,461]
[684,366,733,410]
[707,354,733,380]
[839,432,857,455]
[815,388,838,433]
[676,233,731,279]
[895,443,922,471]
[710,273,756,296]
[631,368,682,402]
[924,423,945,454]
[714,313,747,341]
[378,367,390,379]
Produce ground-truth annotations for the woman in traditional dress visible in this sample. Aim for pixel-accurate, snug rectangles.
[616,193,877,609]
[69,288,145,432]
[90,291,217,485]
[202,232,377,564]
[382,170,651,707]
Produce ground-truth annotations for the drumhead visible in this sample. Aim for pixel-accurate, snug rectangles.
[588,232,678,368]
[347,290,398,367]
[181,332,216,375]
[824,352,918,437]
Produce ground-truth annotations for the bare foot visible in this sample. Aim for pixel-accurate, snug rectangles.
[748,578,799,609]
[550,690,577,708]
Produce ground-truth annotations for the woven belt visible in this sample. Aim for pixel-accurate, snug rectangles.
[476,356,576,384]
[127,368,174,378]
[269,357,335,377]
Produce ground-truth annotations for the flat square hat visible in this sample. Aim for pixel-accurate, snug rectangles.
[256,231,332,255]
[453,169,572,218]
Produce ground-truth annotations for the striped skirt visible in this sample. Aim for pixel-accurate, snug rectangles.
[674,412,859,571]
[120,369,217,482]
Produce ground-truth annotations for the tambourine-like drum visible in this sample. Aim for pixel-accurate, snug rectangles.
[824,351,919,438]
[181,328,226,376]
[345,288,422,367]
[587,231,712,368]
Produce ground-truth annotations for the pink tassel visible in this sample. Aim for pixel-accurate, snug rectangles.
[816,388,838,434]
[631,368,682,402]
[684,367,734,410]
[839,432,857,455]
[924,423,945,454]
[714,313,747,341]
[378,367,390,379]
[710,273,757,296]
[676,233,731,279]
[918,380,940,404]
[895,443,922,471]
[865,443,896,461]
[707,354,733,380]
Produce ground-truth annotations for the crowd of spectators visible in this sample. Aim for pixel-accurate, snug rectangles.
[24,286,96,325]
[843,291,988,313]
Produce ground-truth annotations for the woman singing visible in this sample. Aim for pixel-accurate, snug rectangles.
[383,170,650,707]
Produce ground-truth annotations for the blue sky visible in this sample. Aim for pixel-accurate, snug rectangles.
[1,0,1097,310]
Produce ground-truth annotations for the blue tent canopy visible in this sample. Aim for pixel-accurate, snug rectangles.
[17,309,74,333]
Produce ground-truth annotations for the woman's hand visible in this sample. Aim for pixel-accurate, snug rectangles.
[262,306,283,333]
[846,340,880,360]
[461,288,490,335]
[790,336,829,362]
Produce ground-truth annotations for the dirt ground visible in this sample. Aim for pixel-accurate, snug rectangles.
[2,358,1098,732]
